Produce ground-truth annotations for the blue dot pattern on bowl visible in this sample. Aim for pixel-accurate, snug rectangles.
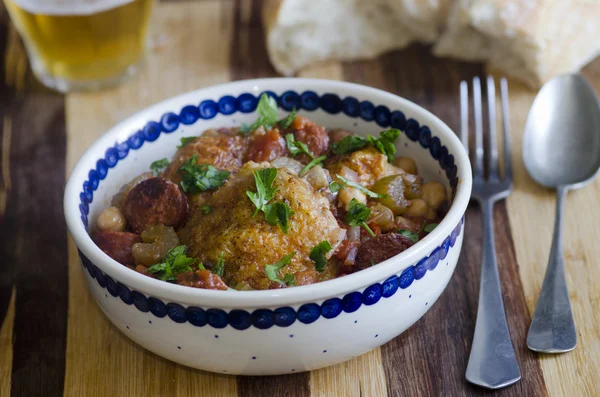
[76,90,464,329]
[78,217,462,329]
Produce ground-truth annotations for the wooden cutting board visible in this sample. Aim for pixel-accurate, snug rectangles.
[1,1,599,396]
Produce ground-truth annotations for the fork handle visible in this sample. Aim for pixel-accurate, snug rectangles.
[466,199,521,389]
[526,186,577,352]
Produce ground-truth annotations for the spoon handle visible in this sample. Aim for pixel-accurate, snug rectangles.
[466,199,521,389]
[527,186,577,353]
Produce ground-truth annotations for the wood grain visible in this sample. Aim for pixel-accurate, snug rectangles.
[1,0,600,395]
[63,2,238,397]
[343,47,548,397]
[501,60,600,397]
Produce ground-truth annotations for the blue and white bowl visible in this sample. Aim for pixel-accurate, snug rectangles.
[64,78,472,375]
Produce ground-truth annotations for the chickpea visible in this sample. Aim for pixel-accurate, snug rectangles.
[97,206,126,232]
[404,199,429,218]
[368,203,396,231]
[426,207,437,221]
[421,181,446,210]
[394,157,417,174]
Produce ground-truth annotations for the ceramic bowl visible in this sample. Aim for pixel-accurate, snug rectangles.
[64,78,472,375]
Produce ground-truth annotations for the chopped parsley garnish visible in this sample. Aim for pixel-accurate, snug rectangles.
[299,155,327,177]
[285,133,314,159]
[246,168,295,233]
[279,108,297,129]
[212,252,225,277]
[424,223,438,232]
[369,129,401,162]
[335,175,388,198]
[150,158,169,176]
[329,181,344,193]
[178,136,197,148]
[282,273,296,286]
[332,135,370,155]
[243,93,280,133]
[331,129,401,162]
[310,241,333,272]
[264,201,295,234]
[247,168,278,216]
[200,204,212,214]
[265,252,296,285]
[178,154,230,194]
[346,198,375,237]
[398,222,438,243]
[147,245,195,282]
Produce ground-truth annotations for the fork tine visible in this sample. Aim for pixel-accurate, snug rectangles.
[472,77,484,178]
[500,78,512,181]
[486,76,499,178]
[460,81,469,152]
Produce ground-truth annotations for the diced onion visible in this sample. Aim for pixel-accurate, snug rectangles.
[368,203,395,231]
[304,165,329,190]
[271,157,303,175]
[339,166,359,182]
[348,226,361,242]
[344,247,358,266]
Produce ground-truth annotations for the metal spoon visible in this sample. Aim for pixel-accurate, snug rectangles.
[523,74,600,353]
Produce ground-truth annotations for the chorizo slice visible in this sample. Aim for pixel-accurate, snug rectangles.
[93,231,141,266]
[355,233,414,270]
[288,116,330,160]
[177,270,228,290]
[123,177,188,233]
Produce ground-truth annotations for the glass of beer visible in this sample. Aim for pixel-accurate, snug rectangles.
[4,0,154,92]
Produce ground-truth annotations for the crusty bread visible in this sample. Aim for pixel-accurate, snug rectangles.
[434,0,600,87]
[263,0,452,76]
[264,0,600,87]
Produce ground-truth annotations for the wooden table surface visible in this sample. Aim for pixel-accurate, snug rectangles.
[1,1,600,396]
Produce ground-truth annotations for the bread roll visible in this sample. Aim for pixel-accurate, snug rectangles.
[264,0,600,87]
[434,0,600,87]
[263,0,452,76]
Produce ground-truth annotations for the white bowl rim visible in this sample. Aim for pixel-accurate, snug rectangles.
[64,77,472,308]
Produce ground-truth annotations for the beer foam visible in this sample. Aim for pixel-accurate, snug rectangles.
[10,0,136,15]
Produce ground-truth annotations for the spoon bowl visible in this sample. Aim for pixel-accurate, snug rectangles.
[523,73,600,353]
[524,74,600,189]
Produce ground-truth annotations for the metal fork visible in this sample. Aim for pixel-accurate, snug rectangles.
[461,77,521,389]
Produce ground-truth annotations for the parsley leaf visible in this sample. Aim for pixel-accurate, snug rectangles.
[299,155,327,177]
[212,252,225,277]
[200,204,212,214]
[331,129,401,162]
[245,93,279,133]
[178,136,197,148]
[310,241,332,272]
[371,129,401,162]
[332,135,370,155]
[346,198,375,237]
[265,252,296,285]
[398,222,437,243]
[246,168,295,233]
[329,181,344,193]
[246,168,278,216]
[147,245,195,281]
[264,201,295,234]
[285,133,315,159]
[424,223,438,233]
[240,123,253,134]
[150,158,169,176]
[198,262,206,271]
[335,175,388,198]
[178,154,230,194]
[279,108,297,129]
[283,273,296,286]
